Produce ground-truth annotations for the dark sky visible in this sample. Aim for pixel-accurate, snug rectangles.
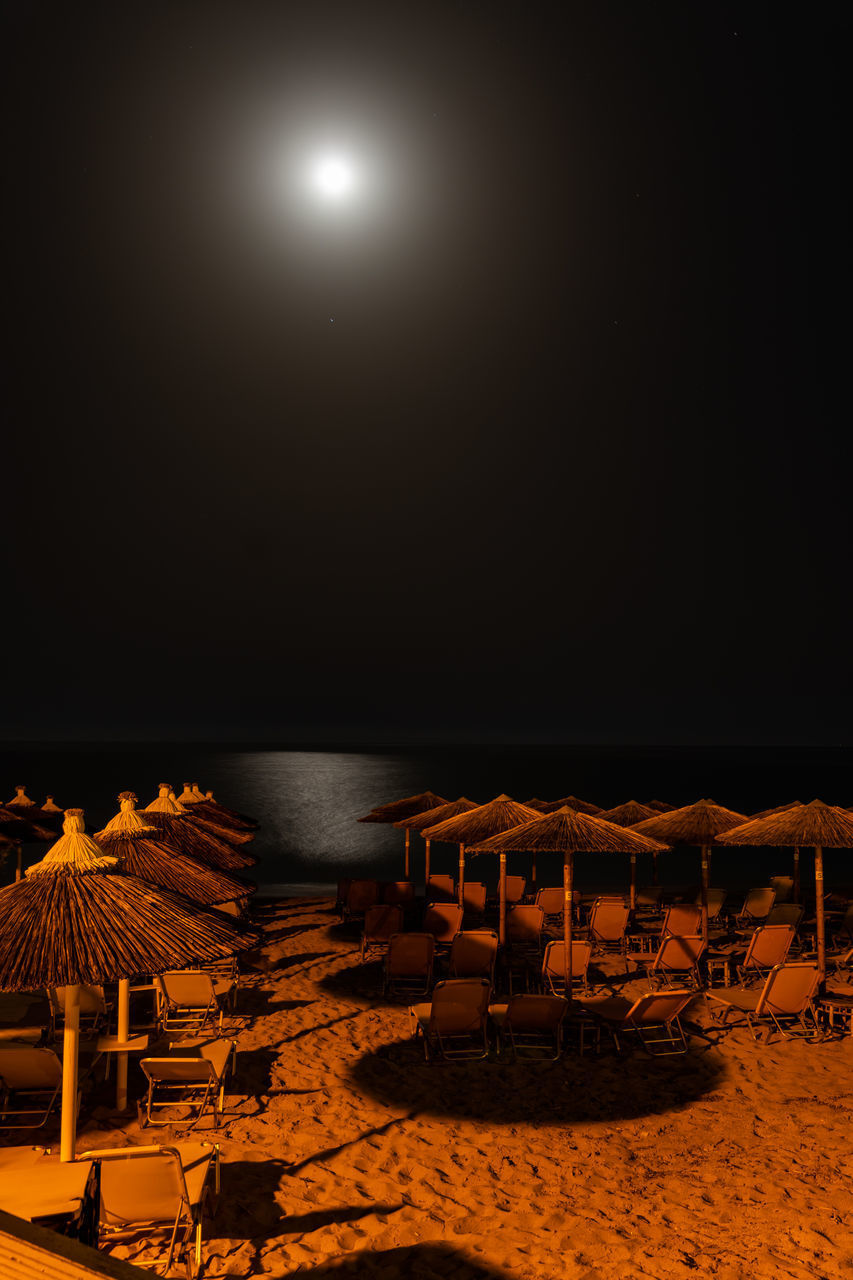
[3,2,850,745]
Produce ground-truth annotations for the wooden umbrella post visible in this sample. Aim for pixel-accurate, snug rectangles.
[563,852,573,995]
[60,984,80,1163]
[652,850,659,886]
[499,853,507,946]
[424,839,431,900]
[700,845,710,943]
[815,845,826,990]
[15,843,23,883]
[116,978,130,1111]
[793,847,800,903]
[629,853,637,913]
[531,853,537,895]
[458,844,465,909]
[404,830,410,880]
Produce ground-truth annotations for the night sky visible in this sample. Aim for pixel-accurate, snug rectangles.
[4,2,850,745]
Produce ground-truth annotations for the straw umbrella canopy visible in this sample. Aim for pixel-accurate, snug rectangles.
[167,787,255,847]
[716,800,853,987]
[142,785,257,871]
[0,809,256,1159]
[632,799,749,941]
[747,802,804,896]
[541,795,602,815]
[470,807,670,984]
[0,804,57,882]
[421,796,543,931]
[522,799,551,812]
[596,801,659,903]
[94,792,256,907]
[358,791,448,879]
[643,799,676,812]
[181,783,258,832]
[195,788,259,830]
[394,798,480,894]
[5,785,64,829]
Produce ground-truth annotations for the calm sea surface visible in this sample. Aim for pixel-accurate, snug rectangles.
[1,744,851,896]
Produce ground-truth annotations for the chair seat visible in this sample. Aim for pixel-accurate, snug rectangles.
[410,1004,431,1029]
[576,996,633,1023]
[705,986,760,1012]
[0,1158,94,1221]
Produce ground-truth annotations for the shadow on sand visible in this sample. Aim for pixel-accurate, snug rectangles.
[263,1243,524,1278]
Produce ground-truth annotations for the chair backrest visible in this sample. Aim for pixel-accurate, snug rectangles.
[504,994,568,1032]
[386,932,435,976]
[705,888,727,916]
[141,1057,216,1087]
[741,887,776,920]
[427,875,456,903]
[662,905,702,936]
[506,904,544,944]
[743,924,796,968]
[93,1146,191,1226]
[588,898,630,941]
[636,886,663,909]
[542,940,592,981]
[535,887,564,916]
[462,882,487,913]
[429,979,491,1034]
[449,931,498,979]
[626,990,695,1026]
[755,963,821,1016]
[423,903,464,943]
[651,935,706,971]
[505,875,526,904]
[158,972,216,1008]
[0,1045,61,1089]
[770,875,794,903]
[766,904,804,929]
[363,904,404,942]
[382,881,415,907]
[50,985,107,1017]
[346,880,380,914]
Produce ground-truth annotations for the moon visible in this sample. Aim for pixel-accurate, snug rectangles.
[313,156,354,199]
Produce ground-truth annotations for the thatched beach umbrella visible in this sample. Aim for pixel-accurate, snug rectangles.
[644,799,676,812]
[95,793,256,907]
[0,809,255,1158]
[632,799,749,941]
[180,783,258,832]
[358,791,448,878]
[421,796,543,936]
[195,788,259,830]
[0,804,57,882]
[522,799,551,812]
[716,800,853,986]
[394,798,480,895]
[167,787,255,847]
[143,785,257,871]
[471,807,669,986]
[596,801,659,904]
[541,795,602,815]
[747,802,804,897]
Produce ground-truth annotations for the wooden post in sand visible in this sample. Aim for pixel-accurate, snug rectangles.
[458,844,466,909]
[60,985,80,1162]
[563,851,573,994]
[699,845,710,943]
[404,829,411,880]
[15,843,23,883]
[629,853,637,912]
[116,978,130,1111]
[424,839,431,899]
[815,845,826,991]
[792,847,800,903]
[531,853,537,895]
[499,853,507,946]
[652,850,659,886]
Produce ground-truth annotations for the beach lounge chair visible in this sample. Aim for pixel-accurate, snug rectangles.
[770,875,794,903]
[462,882,487,919]
[505,875,526,905]
[534,887,565,931]
[423,903,464,948]
[335,878,351,916]
[382,881,415,909]
[541,940,593,996]
[705,962,821,1042]
[504,904,546,993]
[140,1038,236,1130]
[384,933,435,998]
[344,879,380,920]
[635,886,663,915]
[734,924,797,985]
[50,985,112,1037]
[833,903,853,950]
[0,1043,63,1128]
[587,898,630,963]
[360,904,404,962]
[410,978,491,1062]
[766,904,804,930]
[578,990,696,1055]
[660,905,703,938]
[448,931,499,984]
[0,991,51,1045]
[490,994,568,1061]
[426,874,456,904]
[157,972,225,1037]
[80,1141,219,1279]
[734,887,776,929]
[642,935,707,990]
[702,888,728,925]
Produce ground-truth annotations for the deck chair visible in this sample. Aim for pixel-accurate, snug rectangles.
[490,994,568,1061]
[157,972,224,1036]
[770,875,794,904]
[735,924,796,985]
[832,903,853,950]
[642,935,707,990]
[426,874,456,903]
[766,904,804,930]
[0,1044,63,1128]
[382,881,415,909]
[423,902,464,947]
[461,882,487,919]
[81,1141,219,1280]
[361,904,404,962]
[140,1039,236,1130]
[335,878,351,916]
[579,990,695,1055]
[705,962,821,1042]
[734,887,776,928]
[541,940,593,996]
[534,887,565,930]
[410,978,491,1062]
[661,905,703,938]
[587,898,631,962]
[635,886,664,914]
[50,985,112,1037]
[344,879,380,920]
[384,932,435,997]
[504,904,545,993]
[505,875,526,905]
[448,931,499,984]
[702,888,727,925]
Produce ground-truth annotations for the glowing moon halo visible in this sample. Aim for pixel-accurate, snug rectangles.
[313,156,354,199]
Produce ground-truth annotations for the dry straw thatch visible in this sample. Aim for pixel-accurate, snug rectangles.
[164,786,255,847]
[596,800,658,827]
[95,794,255,906]
[195,789,259,830]
[521,799,551,812]
[644,799,676,812]
[541,795,602,815]
[0,811,256,991]
[4,786,63,830]
[41,795,65,814]
[0,805,58,843]
[358,791,448,824]
[631,799,749,846]
[715,800,853,849]
[748,800,803,821]
[420,795,543,845]
[469,807,670,858]
[143,786,257,871]
[393,798,480,832]
[5,785,38,810]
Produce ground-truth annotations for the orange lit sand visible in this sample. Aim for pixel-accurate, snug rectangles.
[83,898,853,1278]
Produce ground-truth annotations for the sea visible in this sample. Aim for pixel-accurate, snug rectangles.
[1,743,850,898]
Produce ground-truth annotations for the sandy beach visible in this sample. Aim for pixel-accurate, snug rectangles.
[56,896,853,1278]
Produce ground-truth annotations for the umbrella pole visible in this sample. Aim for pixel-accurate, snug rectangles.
[652,850,659,886]
[815,845,826,991]
[629,853,637,913]
[563,852,574,994]
[15,843,22,883]
[531,853,537,895]
[458,844,465,909]
[700,845,710,943]
[404,830,410,880]
[424,839,431,900]
[116,978,130,1111]
[60,984,80,1163]
[499,853,507,947]
[793,847,800,903]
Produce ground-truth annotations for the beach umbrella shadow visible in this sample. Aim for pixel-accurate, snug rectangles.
[348,1039,726,1126]
[262,1243,543,1277]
